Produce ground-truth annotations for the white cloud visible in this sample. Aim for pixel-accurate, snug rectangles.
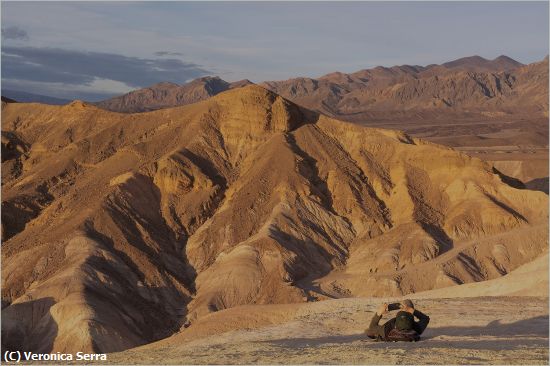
[84,78,136,94]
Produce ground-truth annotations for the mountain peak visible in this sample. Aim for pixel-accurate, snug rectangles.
[492,55,524,67]
[187,76,230,94]
[214,84,280,104]
[494,55,513,61]
[442,55,488,69]
[211,83,312,133]
[229,79,255,88]
[193,75,224,83]
[67,100,93,109]
[442,55,522,72]
[150,81,180,89]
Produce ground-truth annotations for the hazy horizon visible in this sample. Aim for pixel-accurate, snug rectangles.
[2,1,548,101]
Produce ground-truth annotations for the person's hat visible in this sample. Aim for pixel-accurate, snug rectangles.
[395,310,414,331]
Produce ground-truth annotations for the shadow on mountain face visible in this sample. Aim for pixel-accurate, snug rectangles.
[525,177,549,194]
[492,167,526,190]
[1,297,58,355]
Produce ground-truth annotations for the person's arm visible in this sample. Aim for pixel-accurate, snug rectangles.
[368,312,382,328]
[369,303,388,326]
[366,303,388,338]
[413,309,430,334]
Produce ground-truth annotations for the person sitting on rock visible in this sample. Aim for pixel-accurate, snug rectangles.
[365,299,430,342]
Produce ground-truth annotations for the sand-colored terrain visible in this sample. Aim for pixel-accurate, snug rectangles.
[106,297,548,365]
[106,254,548,365]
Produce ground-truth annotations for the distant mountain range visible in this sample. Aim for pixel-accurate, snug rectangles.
[91,55,548,116]
[261,55,548,118]
[2,55,547,116]
[1,89,71,105]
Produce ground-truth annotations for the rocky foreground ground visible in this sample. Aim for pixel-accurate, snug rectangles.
[104,296,548,365]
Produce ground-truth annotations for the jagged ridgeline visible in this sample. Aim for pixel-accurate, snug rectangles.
[1,85,547,353]
[95,56,548,116]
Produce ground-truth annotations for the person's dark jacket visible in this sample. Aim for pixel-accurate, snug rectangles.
[366,309,430,342]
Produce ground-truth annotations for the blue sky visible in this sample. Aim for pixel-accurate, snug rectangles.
[1,1,548,101]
